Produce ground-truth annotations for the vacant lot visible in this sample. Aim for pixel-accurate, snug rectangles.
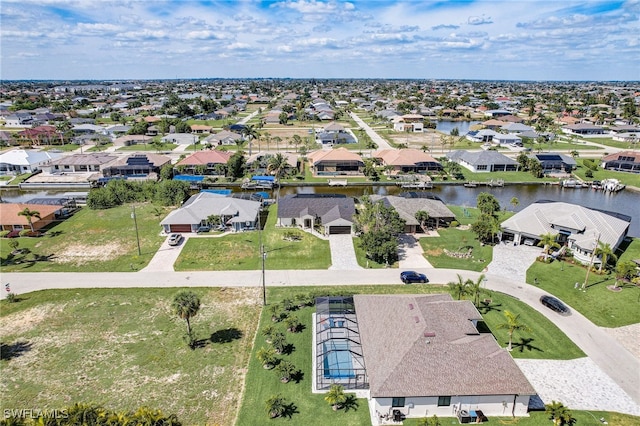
[0,287,261,425]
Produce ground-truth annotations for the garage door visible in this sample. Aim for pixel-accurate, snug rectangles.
[329,226,351,235]
[170,224,192,233]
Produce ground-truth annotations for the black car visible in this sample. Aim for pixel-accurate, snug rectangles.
[540,295,570,315]
[400,271,428,284]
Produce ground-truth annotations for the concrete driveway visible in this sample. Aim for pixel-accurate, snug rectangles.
[487,242,542,281]
[398,234,433,269]
[139,234,189,272]
[328,234,361,270]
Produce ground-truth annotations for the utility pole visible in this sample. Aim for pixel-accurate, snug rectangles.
[262,244,267,306]
[582,232,600,291]
[131,205,141,256]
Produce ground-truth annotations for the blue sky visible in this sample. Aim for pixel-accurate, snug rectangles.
[1,0,638,81]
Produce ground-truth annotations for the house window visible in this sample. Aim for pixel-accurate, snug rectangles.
[392,397,405,407]
[437,396,451,406]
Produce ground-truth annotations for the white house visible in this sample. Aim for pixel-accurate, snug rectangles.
[0,149,63,174]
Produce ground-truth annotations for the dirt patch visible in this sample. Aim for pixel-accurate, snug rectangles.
[424,248,444,256]
[388,131,445,151]
[54,242,125,264]
[0,303,65,336]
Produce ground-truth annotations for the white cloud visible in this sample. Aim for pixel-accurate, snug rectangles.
[467,15,493,26]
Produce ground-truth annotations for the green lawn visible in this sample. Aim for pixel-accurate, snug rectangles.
[527,259,640,327]
[238,285,584,425]
[582,136,640,150]
[573,160,640,189]
[174,206,331,271]
[87,143,114,152]
[117,143,177,152]
[0,203,170,272]
[40,144,81,152]
[0,287,262,426]
[458,170,559,183]
[420,227,493,272]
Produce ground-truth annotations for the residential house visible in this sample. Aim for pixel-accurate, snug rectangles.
[500,200,630,265]
[42,153,117,174]
[315,122,356,145]
[372,149,442,174]
[369,195,455,232]
[4,113,33,128]
[16,126,60,146]
[307,148,364,176]
[0,149,63,174]
[102,153,171,179]
[0,203,63,232]
[277,194,355,235]
[204,130,243,146]
[175,150,233,175]
[465,129,500,143]
[609,125,640,143]
[529,153,576,173]
[501,123,533,134]
[562,123,606,136]
[161,133,198,146]
[483,109,511,118]
[492,133,523,147]
[190,124,213,134]
[600,151,640,173]
[393,114,424,132]
[314,294,536,422]
[113,134,153,147]
[447,150,519,173]
[160,191,260,233]
[481,119,506,130]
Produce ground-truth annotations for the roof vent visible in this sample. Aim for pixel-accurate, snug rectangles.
[414,316,420,323]
[424,332,436,338]
[408,303,414,310]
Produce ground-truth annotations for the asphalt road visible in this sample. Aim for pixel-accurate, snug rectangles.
[2,267,639,406]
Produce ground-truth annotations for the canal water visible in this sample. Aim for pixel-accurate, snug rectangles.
[434,120,482,135]
[3,184,639,236]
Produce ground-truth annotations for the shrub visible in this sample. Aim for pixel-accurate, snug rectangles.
[0,230,9,238]
[6,292,17,303]
[585,169,593,178]
[450,221,459,228]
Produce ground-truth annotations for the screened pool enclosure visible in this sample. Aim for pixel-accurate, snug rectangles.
[315,296,368,390]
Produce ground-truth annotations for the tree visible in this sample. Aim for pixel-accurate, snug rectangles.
[595,241,617,273]
[242,124,259,156]
[415,210,430,232]
[267,153,289,181]
[227,150,247,179]
[497,310,531,351]
[324,384,347,411]
[285,315,301,333]
[172,291,201,348]
[256,346,277,369]
[545,401,576,426]
[18,207,41,232]
[448,274,469,300]
[538,233,560,255]
[614,261,637,288]
[467,274,488,307]
[270,332,287,354]
[510,197,519,210]
[276,360,297,383]
[528,158,544,178]
[476,193,500,216]
[471,213,499,244]
[265,394,287,419]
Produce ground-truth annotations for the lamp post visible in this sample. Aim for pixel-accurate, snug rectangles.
[131,206,141,256]
[262,245,267,306]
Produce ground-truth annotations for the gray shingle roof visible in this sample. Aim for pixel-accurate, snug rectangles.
[447,150,518,167]
[369,195,455,225]
[160,192,260,225]
[277,194,355,224]
[354,294,535,397]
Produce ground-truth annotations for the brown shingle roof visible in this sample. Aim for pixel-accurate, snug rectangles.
[307,147,363,164]
[354,294,535,397]
[176,150,232,166]
[373,149,439,167]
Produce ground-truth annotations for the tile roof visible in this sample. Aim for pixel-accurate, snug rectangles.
[307,147,363,164]
[354,294,535,397]
[373,149,440,166]
[176,150,232,166]
[0,203,62,226]
[48,153,117,166]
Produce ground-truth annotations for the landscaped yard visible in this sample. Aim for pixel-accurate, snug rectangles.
[0,203,170,272]
[238,284,585,425]
[527,257,640,328]
[573,159,640,189]
[420,227,493,272]
[0,287,262,426]
[174,206,331,271]
[403,411,639,426]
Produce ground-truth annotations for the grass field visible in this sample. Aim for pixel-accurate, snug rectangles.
[174,206,331,271]
[573,160,640,189]
[527,258,640,328]
[0,287,262,426]
[0,203,170,272]
[420,227,493,272]
[237,285,584,425]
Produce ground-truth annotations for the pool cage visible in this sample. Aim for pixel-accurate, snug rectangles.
[315,296,369,390]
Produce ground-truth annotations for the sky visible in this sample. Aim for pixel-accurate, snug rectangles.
[1,0,639,81]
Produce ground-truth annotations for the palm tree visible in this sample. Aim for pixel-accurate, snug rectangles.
[276,360,297,383]
[172,290,201,347]
[448,274,469,300]
[242,124,259,156]
[467,274,488,307]
[595,241,617,273]
[285,315,301,333]
[324,384,347,411]
[497,310,531,351]
[545,401,575,426]
[270,332,287,354]
[265,394,287,419]
[415,210,430,233]
[267,153,289,180]
[261,324,276,342]
[256,346,277,369]
[273,136,282,152]
[537,233,560,255]
[18,207,41,232]
[510,197,519,210]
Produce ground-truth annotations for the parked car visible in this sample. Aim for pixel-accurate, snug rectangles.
[400,271,428,284]
[197,225,211,233]
[540,295,570,315]
[167,233,183,246]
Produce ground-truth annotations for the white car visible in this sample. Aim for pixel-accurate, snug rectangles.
[167,233,183,246]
